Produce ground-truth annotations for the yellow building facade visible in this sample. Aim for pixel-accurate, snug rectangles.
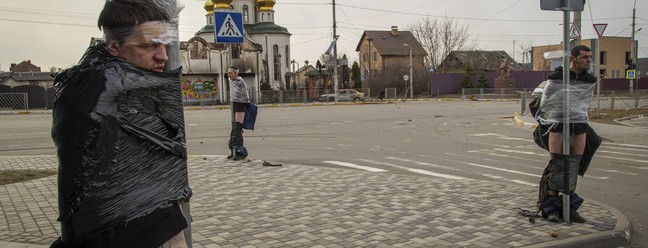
[531,37,638,79]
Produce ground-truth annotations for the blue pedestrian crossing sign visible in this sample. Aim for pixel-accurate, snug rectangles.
[626,69,636,80]
[214,11,244,44]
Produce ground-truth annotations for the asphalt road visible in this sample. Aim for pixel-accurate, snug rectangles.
[1,101,646,247]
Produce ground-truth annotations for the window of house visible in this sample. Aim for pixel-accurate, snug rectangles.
[243,5,249,23]
[273,45,280,81]
[373,51,378,61]
[600,51,606,65]
[626,52,631,62]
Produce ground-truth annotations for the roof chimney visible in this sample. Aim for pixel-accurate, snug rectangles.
[391,26,398,36]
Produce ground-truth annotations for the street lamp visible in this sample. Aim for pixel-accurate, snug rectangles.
[291,59,300,90]
[404,43,413,99]
[304,60,309,89]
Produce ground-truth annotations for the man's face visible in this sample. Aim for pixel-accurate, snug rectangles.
[107,22,169,72]
[570,50,592,73]
[228,69,238,80]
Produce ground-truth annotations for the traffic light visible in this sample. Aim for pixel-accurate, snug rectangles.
[626,59,636,69]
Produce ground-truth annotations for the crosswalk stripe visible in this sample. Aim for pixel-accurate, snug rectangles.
[608,143,648,149]
[322,161,387,172]
[510,180,536,187]
[595,156,648,168]
[407,168,470,180]
[598,149,648,158]
[384,157,460,171]
[492,148,546,157]
[594,169,639,176]
[358,159,469,180]
[466,162,539,177]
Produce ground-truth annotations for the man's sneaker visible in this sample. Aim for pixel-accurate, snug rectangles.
[571,211,587,223]
[547,211,560,222]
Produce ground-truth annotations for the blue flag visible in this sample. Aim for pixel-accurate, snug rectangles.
[325,35,340,55]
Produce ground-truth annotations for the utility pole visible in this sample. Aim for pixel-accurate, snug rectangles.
[332,0,339,101]
[404,43,413,99]
[631,0,636,94]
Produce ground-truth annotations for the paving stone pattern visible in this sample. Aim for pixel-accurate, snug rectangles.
[0,156,617,247]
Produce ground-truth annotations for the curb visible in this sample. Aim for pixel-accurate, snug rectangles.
[525,198,632,248]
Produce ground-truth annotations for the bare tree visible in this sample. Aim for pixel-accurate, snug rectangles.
[409,16,473,71]
[518,41,535,66]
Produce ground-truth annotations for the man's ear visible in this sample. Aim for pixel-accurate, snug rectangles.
[106,41,120,56]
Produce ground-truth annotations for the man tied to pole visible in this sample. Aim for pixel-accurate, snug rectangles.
[537,45,596,223]
[51,0,191,247]
[227,66,250,160]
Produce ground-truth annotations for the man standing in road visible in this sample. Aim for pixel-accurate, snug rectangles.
[537,45,596,223]
[51,0,191,247]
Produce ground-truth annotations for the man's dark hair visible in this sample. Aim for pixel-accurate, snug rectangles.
[571,45,591,57]
[98,0,170,44]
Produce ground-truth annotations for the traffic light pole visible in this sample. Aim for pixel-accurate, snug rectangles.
[561,0,572,224]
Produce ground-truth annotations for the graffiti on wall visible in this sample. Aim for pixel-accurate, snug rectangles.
[181,77,218,100]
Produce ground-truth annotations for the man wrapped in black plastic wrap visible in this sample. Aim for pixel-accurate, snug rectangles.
[51,42,192,247]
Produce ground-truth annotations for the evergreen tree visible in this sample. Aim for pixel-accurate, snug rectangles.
[351,61,361,89]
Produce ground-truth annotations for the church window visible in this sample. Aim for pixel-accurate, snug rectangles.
[273,45,280,81]
[243,5,249,23]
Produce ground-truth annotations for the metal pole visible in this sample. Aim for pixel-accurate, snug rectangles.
[332,0,339,102]
[632,5,639,108]
[596,37,600,117]
[561,0,572,224]
[228,44,235,156]
[631,5,636,93]
[409,45,413,99]
[161,0,192,245]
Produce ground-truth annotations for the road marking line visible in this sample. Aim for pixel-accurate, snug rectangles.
[595,156,648,168]
[598,149,648,158]
[510,180,536,187]
[358,159,469,180]
[465,162,539,177]
[468,133,529,141]
[407,168,470,180]
[607,143,648,149]
[323,161,387,172]
[482,174,503,179]
[492,148,545,157]
[468,150,514,158]
[594,169,638,176]
[384,157,460,171]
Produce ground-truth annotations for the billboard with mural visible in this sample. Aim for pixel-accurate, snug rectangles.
[181,77,218,102]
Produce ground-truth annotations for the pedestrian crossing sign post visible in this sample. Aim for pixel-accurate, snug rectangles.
[214,11,244,44]
[626,69,636,80]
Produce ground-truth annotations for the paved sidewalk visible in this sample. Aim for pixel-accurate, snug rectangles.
[0,155,630,247]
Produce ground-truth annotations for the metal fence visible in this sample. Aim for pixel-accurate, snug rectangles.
[183,89,382,106]
[461,88,527,100]
[0,93,28,111]
[518,89,648,115]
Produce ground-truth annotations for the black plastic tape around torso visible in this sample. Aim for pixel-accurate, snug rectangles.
[52,44,191,239]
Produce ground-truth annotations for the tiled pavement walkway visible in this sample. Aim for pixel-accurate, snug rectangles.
[0,155,629,247]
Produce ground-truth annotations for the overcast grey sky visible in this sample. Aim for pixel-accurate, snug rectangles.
[0,0,646,71]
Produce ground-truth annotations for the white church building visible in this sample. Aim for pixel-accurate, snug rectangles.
[179,0,291,103]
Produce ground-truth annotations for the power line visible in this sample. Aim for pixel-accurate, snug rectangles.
[0,18,95,28]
